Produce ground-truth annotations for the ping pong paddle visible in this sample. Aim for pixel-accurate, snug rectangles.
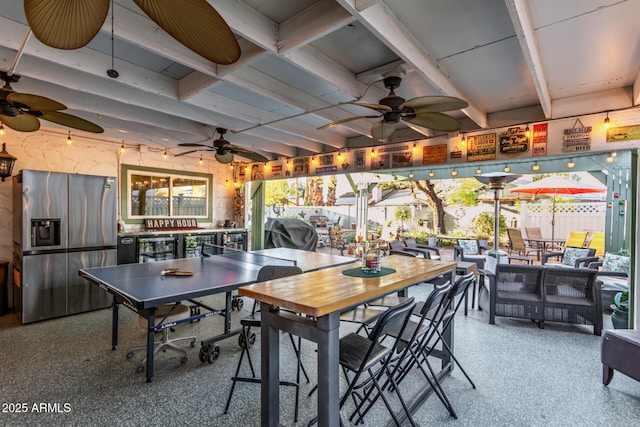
[161,269,193,277]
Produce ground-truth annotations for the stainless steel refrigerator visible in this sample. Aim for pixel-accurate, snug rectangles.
[13,170,117,324]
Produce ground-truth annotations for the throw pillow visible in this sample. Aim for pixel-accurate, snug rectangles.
[602,252,630,273]
[562,247,591,266]
[459,240,479,255]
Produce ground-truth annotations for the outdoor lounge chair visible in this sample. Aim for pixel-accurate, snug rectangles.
[454,239,486,269]
[541,246,597,268]
[403,238,441,260]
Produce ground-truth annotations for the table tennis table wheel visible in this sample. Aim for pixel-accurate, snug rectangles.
[199,344,220,364]
[238,331,256,349]
[231,297,244,311]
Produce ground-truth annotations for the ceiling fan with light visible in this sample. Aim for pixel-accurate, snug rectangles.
[176,128,268,164]
[23,0,241,65]
[0,71,103,133]
[318,76,468,140]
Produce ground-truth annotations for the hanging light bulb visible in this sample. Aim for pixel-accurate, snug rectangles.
[611,151,617,158]
[503,164,511,173]
[475,167,483,174]
[450,169,458,177]
[311,157,316,164]
[604,112,610,129]
[163,148,168,159]
[566,158,575,168]
[606,153,614,163]
[230,163,234,170]
[412,143,417,152]
[120,142,126,154]
[66,131,72,145]
[531,161,541,172]
[370,149,376,159]
[0,123,5,136]
[408,172,415,179]
[199,154,203,165]
[428,170,435,178]
[460,134,466,146]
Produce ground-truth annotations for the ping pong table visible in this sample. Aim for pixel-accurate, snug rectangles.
[79,247,356,382]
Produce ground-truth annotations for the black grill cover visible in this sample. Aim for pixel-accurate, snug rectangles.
[264,218,318,251]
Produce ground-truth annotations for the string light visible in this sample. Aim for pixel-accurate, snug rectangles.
[503,164,511,173]
[450,169,458,177]
[408,172,415,179]
[370,149,376,159]
[0,123,4,136]
[199,154,203,165]
[525,124,531,138]
[412,143,417,152]
[163,148,168,159]
[531,161,541,172]
[428,170,435,178]
[311,157,316,164]
[460,134,466,146]
[67,131,72,145]
[119,142,125,154]
[606,153,614,163]
[566,158,575,168]
[475,167,483,174]
[604,112,610,129]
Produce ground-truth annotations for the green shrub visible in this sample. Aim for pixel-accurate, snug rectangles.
[472,212,506,240]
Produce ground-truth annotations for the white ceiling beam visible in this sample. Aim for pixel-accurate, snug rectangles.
[336,0,487,128]
[209,0,279,52]
[505,0,553,118]
[278,1,355,52]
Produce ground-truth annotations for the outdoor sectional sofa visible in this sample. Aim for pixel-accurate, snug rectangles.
[478,263,602,335]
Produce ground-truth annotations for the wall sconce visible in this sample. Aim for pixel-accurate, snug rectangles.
[503,164,511,173]
[604,112,610,129]
[475,167,483,174]
[428,170,435,178]
[566,158,575,168]
[408,172,415,179]
[531,161,541,172]
[450,168,458,177]
[0,143,17,181]
[66,131,72,145]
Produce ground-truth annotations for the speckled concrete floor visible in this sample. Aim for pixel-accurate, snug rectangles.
[0,284,638,427]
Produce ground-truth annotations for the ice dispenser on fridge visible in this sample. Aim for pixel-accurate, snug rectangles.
[31,219,61,247]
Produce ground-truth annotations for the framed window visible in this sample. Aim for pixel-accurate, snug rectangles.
[121,165,212,223]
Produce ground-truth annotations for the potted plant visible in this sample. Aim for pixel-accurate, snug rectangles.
[610,290,629,329]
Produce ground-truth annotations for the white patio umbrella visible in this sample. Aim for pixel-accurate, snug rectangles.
[510,176,606,241]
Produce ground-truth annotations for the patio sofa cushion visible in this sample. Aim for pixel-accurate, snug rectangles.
[562,247,591,266]
[601,252,630,273]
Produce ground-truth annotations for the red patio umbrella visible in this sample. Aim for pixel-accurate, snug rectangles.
[510,176,606,241]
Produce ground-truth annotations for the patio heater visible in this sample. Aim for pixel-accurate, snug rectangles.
[474,172,520,271]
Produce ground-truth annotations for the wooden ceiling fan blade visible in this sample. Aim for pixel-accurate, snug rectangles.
[229,145,269,162]
[400,96,468,112]
[350,102,393,112]
[177,142,210,148]
[175,148,213,157]
[0,113,40,132]
[134,0,241,65]
[39,111,104,133]
[406,111,462,132]
[7,92,66,111]
[318,115,380,130]
[371,121,397,140]
[24,0,110,49]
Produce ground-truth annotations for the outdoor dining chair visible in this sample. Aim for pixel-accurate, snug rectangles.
[506,228,540,259]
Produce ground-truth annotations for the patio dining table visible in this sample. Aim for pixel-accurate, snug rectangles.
[524,237,565,258]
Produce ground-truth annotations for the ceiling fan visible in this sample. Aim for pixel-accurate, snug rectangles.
[318,76,468,140]
[0,71,103,133]
[23,0,241,65]
[176,128,269,164]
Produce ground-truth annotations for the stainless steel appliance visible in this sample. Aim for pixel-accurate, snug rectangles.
[13,170,117,323]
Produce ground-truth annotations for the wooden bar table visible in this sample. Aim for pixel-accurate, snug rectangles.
[239,255,458,426]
